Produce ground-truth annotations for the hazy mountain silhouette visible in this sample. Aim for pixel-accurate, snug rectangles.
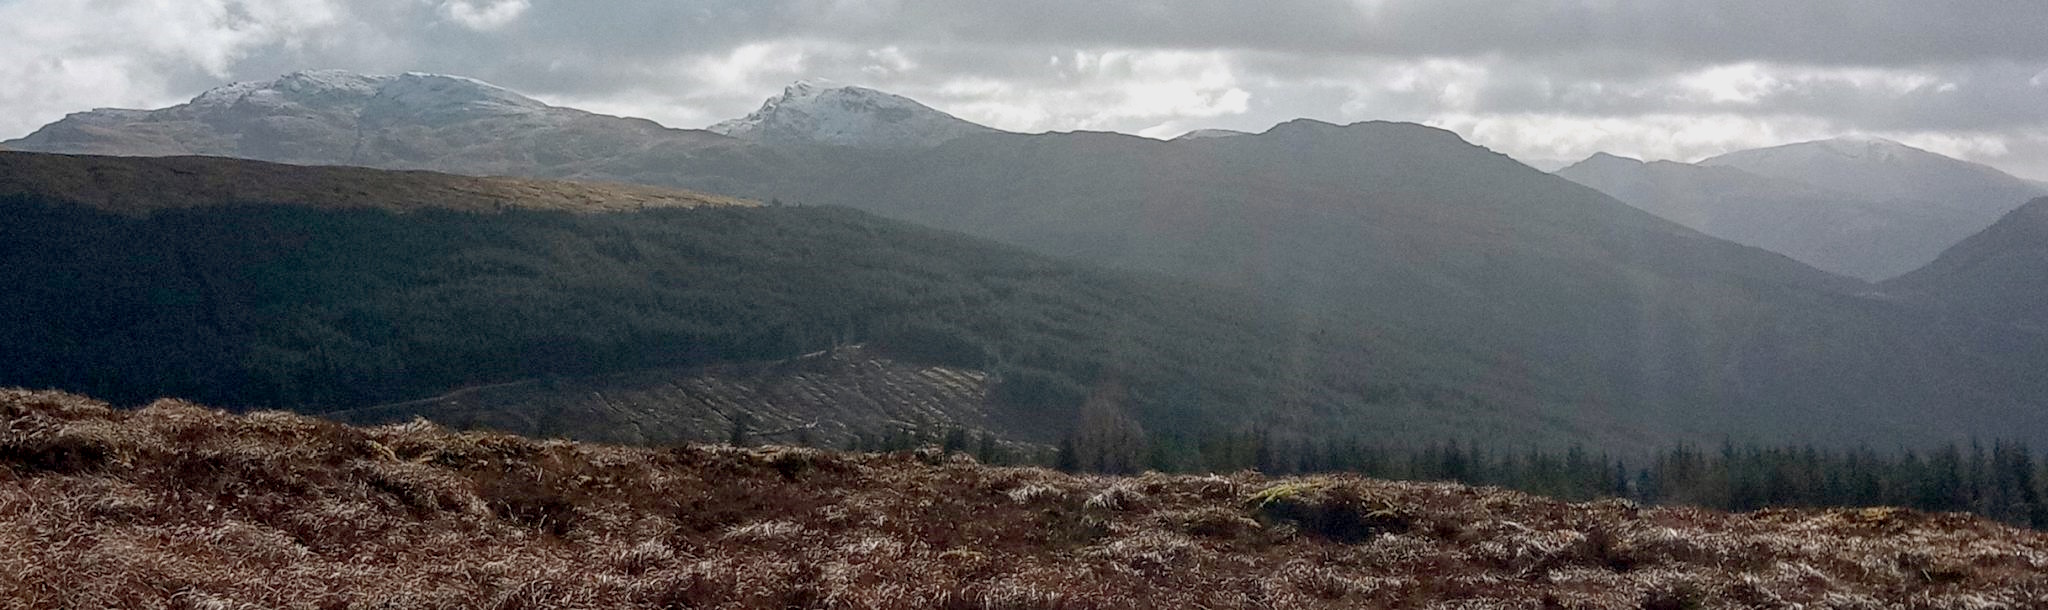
[1554,150,2019,281]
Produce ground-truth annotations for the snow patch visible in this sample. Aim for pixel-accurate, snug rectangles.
[709,80,996,148]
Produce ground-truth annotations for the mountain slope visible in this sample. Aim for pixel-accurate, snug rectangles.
[762,120,2048,447]
[0,151,752,214]
[0,151,1498,448]
[708,80,999,148]
[8,388,2048,609]
[1555,153,1985,280]
[1885,197,2048,329]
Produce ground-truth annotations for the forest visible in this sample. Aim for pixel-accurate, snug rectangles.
[852,425,2048,529]
[0,197,1427,440]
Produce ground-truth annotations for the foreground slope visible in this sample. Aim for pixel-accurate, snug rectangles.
[6,389,2047,609]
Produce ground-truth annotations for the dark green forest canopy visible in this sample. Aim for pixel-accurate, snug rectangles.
[0,196,1460,440]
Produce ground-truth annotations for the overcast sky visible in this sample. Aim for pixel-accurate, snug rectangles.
[5,0,2047,179]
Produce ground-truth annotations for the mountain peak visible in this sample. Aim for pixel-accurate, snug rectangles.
[1172,128,1249,141]
[1567,152,1645,168]
[707,80,997,148]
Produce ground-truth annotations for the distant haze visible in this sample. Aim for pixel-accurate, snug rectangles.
[3,0,2047,180]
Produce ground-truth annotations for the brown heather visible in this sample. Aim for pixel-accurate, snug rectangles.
[4,389,2046,609]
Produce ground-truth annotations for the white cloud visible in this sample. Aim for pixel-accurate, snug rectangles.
[689,41,813,97]
[0,0,342,139]
[929,49,1252,134]
[437,0,528,31]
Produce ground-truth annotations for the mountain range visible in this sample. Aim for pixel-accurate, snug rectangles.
[9,71,2048,450]
[1556,138,2047,281]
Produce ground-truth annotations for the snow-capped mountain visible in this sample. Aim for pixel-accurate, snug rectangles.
[3,70,719,175]
[1700,136,2046,218]
[708,80,998,148]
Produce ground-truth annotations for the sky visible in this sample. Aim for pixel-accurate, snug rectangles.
[4,0,2048,179]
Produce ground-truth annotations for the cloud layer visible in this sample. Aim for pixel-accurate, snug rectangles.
[4,0,2046,178]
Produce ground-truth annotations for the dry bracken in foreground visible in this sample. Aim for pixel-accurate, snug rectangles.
[3,389,2046,609]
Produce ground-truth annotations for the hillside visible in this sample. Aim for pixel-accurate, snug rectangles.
[1885,197,2048,330]
[785,120,2048,447]
[0,151,753,215]
[1555,153,1985,281]
[6,389,2047,609]
[2,151,1500,450]
[329,346,1011,448]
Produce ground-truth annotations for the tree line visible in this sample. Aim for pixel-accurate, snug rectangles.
[1064,429,2048,529]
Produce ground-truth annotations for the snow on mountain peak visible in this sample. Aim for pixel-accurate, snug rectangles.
[185,70,545,116]
[708,80,997,148]
[1816,135,1917,160]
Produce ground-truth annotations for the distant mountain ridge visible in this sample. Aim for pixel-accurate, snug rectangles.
[3,70,743,180]
[1700,137,2045,213]
[1558,138,2048,281]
